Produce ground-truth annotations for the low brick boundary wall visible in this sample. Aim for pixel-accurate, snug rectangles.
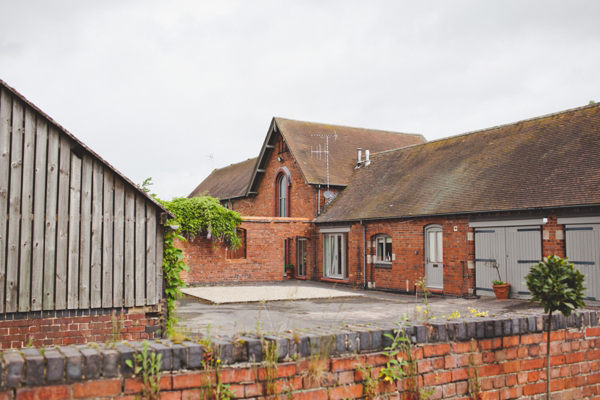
[0,305,163,349]
[0,310,598,399]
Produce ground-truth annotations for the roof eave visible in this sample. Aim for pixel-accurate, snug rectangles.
[314,203,600,224]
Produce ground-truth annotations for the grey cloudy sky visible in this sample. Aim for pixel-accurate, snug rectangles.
[1,1,599,199]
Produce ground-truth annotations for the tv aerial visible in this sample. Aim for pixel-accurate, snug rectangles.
[311,132,338,201]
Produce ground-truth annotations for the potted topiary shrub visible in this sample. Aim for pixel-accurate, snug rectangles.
[487,261,510,300]
[285,263,294,279]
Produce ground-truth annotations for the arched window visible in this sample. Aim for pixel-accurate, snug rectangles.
[278,174,287,217]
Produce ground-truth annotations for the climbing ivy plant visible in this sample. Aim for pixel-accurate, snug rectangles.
[140,179,243,334]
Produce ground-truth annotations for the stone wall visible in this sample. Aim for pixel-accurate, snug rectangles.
[0,310,598,399]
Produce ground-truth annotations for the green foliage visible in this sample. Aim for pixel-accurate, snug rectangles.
[380,316,410,383]
[525,255,586,316]
[163,230,189,333]
[125,341,163,400]
[160,196,243,249]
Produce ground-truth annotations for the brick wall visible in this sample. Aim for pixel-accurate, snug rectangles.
[0,306,163,349]
[180,217,316,285]
[1,311,598,399]
[229,134,323,219]
[315,210,597,296]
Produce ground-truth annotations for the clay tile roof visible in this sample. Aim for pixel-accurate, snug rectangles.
[316,103,600,222]
[188,157,257,200]
[275,117,426,186]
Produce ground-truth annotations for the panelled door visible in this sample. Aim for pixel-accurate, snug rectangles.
[425,225,444,289]
[475,226,541,297]
[565,223,599,301]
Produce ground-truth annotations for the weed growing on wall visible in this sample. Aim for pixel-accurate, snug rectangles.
[126,341,163,400]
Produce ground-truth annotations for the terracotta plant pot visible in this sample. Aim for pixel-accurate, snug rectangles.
[285,270,293,279]
[492,283,511,300]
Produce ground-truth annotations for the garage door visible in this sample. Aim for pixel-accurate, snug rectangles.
[472,220,542,298]
[559,217,600,302]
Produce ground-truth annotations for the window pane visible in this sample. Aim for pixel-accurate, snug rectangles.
[385,240,392,262]
[377,239,384,261]
[428,231,436,262]
[337,235,343,275]
[436,231,443,262]
[279,175,287,217]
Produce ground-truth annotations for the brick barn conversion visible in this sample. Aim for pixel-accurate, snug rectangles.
[0,80,171,348]
[188,104,600,303]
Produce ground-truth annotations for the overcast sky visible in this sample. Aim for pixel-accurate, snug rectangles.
[1,1,599,199]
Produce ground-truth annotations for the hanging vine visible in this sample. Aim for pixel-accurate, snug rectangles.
[137,175,243,334]
[159,196,242,333]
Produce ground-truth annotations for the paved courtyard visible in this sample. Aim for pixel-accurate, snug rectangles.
[173,281,585,338]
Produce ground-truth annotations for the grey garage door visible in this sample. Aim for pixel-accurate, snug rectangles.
[475,225,542,298]
[564,223,599,301]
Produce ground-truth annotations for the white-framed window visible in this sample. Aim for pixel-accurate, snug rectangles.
[297,238,307,276]
[375,235,393,263]
[278,174,287,217]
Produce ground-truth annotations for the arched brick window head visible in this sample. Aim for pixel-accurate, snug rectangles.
[275,167,292,217]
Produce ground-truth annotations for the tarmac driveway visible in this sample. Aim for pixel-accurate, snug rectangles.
[175,281,556,338]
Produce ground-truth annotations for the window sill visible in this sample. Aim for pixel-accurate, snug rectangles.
[375,263,392,269]
[321,277,350,284]
[295,275,307,280]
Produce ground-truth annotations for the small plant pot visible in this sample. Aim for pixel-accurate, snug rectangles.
[492,283,511,300]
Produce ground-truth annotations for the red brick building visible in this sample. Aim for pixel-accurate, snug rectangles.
[315,103,600,301]
[188,106,600,303]
[185,117,425,284]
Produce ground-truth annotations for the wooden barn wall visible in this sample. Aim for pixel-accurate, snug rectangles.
[0,86,164,313]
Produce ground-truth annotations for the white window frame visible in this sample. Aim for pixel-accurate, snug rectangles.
[297,238,307,276]
[375,235,393,264]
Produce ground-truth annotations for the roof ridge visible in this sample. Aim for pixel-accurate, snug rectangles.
[371,101,600,158]
[274,116,425,138]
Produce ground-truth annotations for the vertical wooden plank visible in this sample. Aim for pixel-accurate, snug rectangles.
[102,170,114,308]
[113,179,124,307]
[54,135,71,310]
[124,186,135,307]
[145,204,156,305]
[31,117,47,311]
[43,127,59,310]
[6,99,24,313]
[18,107,36,311]
[135,194,146,306]
[0,88,12,313]
[90,160,103,308]
[155,225,164,304]
[67,154,81,309]
[78,154,92,309]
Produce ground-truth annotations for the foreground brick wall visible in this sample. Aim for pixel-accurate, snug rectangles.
[0,310,598,399]
[180,217,316,285]
[0,306,163,349]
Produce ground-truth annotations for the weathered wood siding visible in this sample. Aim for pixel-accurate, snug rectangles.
[0,84,165,313]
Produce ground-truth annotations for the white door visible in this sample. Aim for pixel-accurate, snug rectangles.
[425,226,443,289]
[324,233,345,279]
